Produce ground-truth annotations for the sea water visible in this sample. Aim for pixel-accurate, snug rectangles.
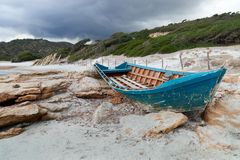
[0,70,11,76]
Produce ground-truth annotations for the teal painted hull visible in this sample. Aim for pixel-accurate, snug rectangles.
[94,62,226,112]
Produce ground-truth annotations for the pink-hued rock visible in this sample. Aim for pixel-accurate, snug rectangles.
[0,79,70,104]
[121,111,188,138]
[223,74,240,83]
[196,125,236,151]
[0,82,41,103]
[0,128,25,139]
[92,102,119,124]
[204,94,240,128]
[0,104,47,128]
[69,76,114,99]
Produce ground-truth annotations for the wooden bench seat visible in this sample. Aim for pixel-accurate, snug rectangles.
[115,77,140,89]
[110,77,127,88]
[121,75,148,89]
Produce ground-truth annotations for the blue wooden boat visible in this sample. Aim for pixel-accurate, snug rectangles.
[94,62,226,112]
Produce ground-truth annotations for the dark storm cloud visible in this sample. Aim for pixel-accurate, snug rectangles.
[0,0,204,40]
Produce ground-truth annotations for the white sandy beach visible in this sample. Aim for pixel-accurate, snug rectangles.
[0,45,240,160]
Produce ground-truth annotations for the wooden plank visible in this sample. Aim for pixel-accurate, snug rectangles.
[137,69,144,82]
[133,67,139,80]
[161,76,170,81]
[147,70,154,85]
[121,75,148,89]
[140,69,146,84]
[130,66,136,79]
[135,68,141,81]
[115,77,140,89]
[154,72,161,86]
[151,71,158,85]
[142,70,150,84]
[171,74,180,79]
[130,72,170,83]
[156,81,161,86]
[110,77,128,88]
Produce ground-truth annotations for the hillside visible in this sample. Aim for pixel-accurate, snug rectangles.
[0,39,72,61]
[69,12,240,61]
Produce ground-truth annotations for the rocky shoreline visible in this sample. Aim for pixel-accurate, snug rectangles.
[1,46,240,159]
[0,69,239,155]
[0,70,146,138]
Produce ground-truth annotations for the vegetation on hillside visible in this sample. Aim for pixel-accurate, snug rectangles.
[12,51,40,62]
[69,12,240,61]
[0,39,72,62]
[1,12,240,62]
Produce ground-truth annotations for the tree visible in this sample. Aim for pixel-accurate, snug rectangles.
[12,51,39,62]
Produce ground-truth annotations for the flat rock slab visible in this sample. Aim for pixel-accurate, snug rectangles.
[120,111,188,138]
[223,74,240,83]
[69,76,114,99]
[204,94,240,129]
[69,76,109,93]
[92,102,119,124]
[0,128,24,139]
[0,79,70,104]
[195,125,239,151]
[0,104,47,128]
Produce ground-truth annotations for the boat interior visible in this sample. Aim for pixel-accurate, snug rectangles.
[107,66,183,90]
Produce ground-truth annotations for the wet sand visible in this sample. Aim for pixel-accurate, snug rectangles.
[0,66,16,70]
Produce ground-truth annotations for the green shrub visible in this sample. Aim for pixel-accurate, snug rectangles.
[68,53,80,62]
[56,47,71,58]
[12,51,39,62]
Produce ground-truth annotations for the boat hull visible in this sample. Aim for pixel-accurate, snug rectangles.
[94,62,226,112]
[115,76,220,112]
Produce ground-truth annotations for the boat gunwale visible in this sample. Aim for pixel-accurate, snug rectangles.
[114,70,224,94]
[94,62,226,93]
[127,63,192,76]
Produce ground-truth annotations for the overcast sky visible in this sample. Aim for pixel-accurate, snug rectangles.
[0,0,240,43]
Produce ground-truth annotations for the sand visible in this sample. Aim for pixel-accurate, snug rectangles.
[1,45,240,160]
[1,119,239,160]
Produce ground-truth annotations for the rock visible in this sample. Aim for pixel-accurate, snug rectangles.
[0,128,25,139]
[0,82,41,103]
[0,79,70,105]
[149,32,169,38]
[69,77,109,93]
[110,92,125,105]
[75,91,103,99]
[120,111,188,138]
[70,76,113,99]
[40,79,70,94]
[33,53,62,66]
[36,92,90,121]
[223,74,240,83]
[38,102,70,112]
[12,84,21,88]
[40,92,54,99]
[211,59,226,67]
[15,95,39,103]
[227,59,240,68]
[92,102,119,124]
[144,112,188,138]
[195,125,236,151]
[0,104,47,128]
[75,90,113,99]
[0,74,21,83]
[65,70,98,79]
[204,94,240,128]
[41,112,63,121]
[0,93,16,104]
[18,71,62,78]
